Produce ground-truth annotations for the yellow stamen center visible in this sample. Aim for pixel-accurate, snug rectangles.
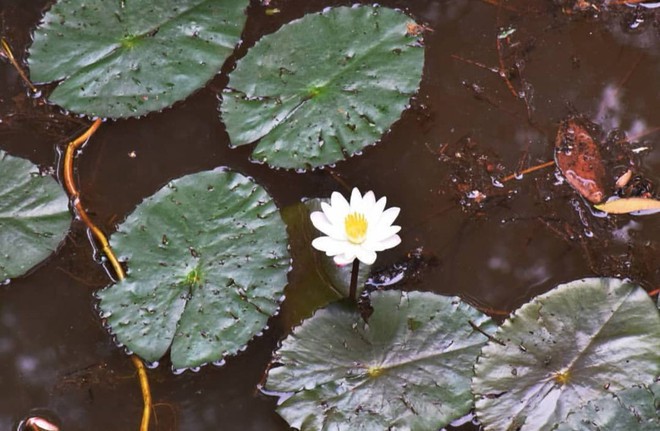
[367,365,383,378]
[553,369,571,385]
[344,212,368,244]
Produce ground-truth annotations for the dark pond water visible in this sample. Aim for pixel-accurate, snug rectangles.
[1,0,659,430]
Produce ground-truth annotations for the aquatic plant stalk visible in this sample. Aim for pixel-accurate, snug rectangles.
[62,119,152,431]
[62,119,125,280]
[349,259,359,302]
[131,356,152,431]
[0,38,37,93]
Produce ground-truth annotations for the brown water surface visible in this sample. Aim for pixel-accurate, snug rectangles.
[1,0,658,430]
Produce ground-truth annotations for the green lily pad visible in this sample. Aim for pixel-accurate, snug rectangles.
[266,290,496,430]
[97,168,290,369]
[0,151,71,280]
[28,0,248,118]
[556,383,659,431]
[472,278,660,431]
[221,6,425,170]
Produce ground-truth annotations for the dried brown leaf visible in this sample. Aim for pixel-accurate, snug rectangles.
[555,119,607,204]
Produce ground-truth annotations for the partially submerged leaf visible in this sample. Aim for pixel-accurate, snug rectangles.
[279,199,370,328]
[0,151,71,280]
[554,119,606,203]
[555,383,660,431]
[266,290,496,430]
[472,278,660,431]
[221,6,425,170]
[97,169,290,369]
[595,197,660,214]
[29,0,248,118]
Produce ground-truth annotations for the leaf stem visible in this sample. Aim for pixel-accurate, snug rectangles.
[349,259,360,302]
[62,119,152,431]
[131,356,152,431]
[62,119,126,281]
[0,38,37,93]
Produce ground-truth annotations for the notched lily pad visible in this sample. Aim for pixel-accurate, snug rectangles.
[472,277,660,431]
[97,168,290,369]
[221,6,425,170]
[556,383,660,431]
[0,150,71,280]
[265,290,496,430]
[29,0,248,118]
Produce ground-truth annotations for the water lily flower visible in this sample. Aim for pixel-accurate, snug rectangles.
[310,188,401,265]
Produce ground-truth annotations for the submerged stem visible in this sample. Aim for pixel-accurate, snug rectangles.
[349,259,360,302]
[131,356,152,431]
[0,38,37,93]
[62,120,152,431]
[62,119,126,280]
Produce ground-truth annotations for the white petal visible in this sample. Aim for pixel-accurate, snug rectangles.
[310,211,343,239]
[321,201,346,230]
[362,191,376,210]
[355,248,377,265]
[334,252,356,266]
[373,207,400,231]
[369,225,401,242]
[365,234,401,252]
[349,188,363,212]
[366,196,387,222]
[330,191,350,216]
[311,236,347,256]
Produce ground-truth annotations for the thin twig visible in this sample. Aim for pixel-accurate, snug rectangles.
[501,160,555,183]
[325,168,351,193]
[620,126,660,144]
[495,4,519,98]
[615,53,644,95]
[0,38,37,93]
[479,0,520,12]
[469,320,505,345]
[608,0,652,5]
[450,54,499,74]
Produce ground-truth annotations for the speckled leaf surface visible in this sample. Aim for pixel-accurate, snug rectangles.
[221,6,425,170]
[28,0,247,118]
[97,169,290,369]
[555,383,659,431]
[266,290,496,430]
[472,278,660,431]
[0,151,71,280]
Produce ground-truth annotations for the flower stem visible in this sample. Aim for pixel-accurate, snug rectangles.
[349,259,360,302]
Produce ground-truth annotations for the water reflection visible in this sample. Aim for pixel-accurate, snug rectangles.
[0,0,658,430]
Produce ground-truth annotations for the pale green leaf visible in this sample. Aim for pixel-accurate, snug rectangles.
[0,151,71,280]
[221,6,425,170]
[473,278,660,431]
[267,290,496,430]
[97,168,290,369]
[29,0,248,118]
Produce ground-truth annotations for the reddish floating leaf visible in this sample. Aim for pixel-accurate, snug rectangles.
[554,119,606,204]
